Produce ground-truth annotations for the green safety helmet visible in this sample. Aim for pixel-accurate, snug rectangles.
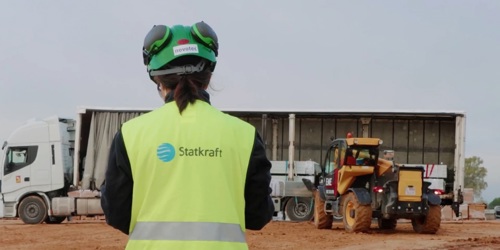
[142,21,218,77]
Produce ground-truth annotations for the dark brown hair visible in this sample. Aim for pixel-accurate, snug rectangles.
[154,70,212,113]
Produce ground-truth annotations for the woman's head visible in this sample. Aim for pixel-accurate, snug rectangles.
[154,64,212,112]
[142,22,218,113]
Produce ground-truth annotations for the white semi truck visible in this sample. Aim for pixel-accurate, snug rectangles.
[0,108,466,223]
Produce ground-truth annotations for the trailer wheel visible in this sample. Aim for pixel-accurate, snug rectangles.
[18,196,48,224]
[313,190,333,229]
[285,197,314,222]
[411,205,441,234]
[342,192,372,232]
[377,218,397,230]
[45,216,66,224]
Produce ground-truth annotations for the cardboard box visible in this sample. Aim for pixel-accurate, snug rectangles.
[468,203,486,220]
[463,188,474,204]
[485,209,496,220]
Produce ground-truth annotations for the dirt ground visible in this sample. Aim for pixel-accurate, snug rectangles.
[0,218,499,250]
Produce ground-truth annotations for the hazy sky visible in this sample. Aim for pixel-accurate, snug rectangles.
[1,1,499,201]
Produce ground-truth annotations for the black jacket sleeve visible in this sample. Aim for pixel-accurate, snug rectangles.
[244,131,274,230]
[100,131,133,235]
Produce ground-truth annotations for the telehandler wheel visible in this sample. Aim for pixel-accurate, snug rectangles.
[342,192,372,233]
[285,197,314,221]
[18,196,48,224]
[411,205,441,234]
[45,216,66,224]
[377,218,397,230]
[313,190,333,229]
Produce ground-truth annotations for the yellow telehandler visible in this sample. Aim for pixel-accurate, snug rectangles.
[302,135,441,233]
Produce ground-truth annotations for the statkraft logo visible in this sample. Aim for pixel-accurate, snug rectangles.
[157,143,223,163]
[157,143,176,162]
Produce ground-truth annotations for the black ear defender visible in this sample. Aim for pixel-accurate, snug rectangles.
[142,25,173,65]
[190,21,219,57]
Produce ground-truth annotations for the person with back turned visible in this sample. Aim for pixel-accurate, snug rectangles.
[101,21,274,250]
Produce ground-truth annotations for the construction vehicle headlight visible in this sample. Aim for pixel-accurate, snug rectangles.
[353,139,358,144]
[379,140,383,145]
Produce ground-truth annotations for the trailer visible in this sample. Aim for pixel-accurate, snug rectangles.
[228,110,466,219]
[0,107,466,223]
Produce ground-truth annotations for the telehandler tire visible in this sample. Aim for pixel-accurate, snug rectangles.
[377,218,397,230]
[313,190,333,229]
[411,205,441,234]
[18,196,48,224]
[342,192,372,232]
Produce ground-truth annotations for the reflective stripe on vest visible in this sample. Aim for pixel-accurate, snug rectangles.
[129,221,245,242]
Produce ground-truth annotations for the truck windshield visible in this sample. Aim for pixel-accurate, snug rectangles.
[346,146,378,166]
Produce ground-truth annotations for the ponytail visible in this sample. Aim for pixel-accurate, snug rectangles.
[155,70,212,114]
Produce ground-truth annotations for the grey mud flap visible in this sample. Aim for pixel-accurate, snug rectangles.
[348,187,371,205]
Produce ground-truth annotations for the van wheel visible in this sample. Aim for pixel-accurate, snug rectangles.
[18,196,48,224]
[285,197,314,221]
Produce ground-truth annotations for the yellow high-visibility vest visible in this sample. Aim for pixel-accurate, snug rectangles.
[121,100,255,250]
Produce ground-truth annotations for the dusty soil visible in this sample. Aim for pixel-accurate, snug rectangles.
[0,218,499,250]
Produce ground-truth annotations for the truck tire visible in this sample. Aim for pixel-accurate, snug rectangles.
[313,190,333,229]
[342,192,372,232]
[411,205,441,234]
[45,216,66,224]
[285,197,314,222]
[377,218,397,230]
[18,196,48,224]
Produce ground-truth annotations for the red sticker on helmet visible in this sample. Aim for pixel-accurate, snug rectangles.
[177,39,189,45]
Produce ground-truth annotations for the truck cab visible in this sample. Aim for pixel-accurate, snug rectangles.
[0,117,74,223]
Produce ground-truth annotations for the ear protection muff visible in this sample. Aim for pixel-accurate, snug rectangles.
[190,21,219,57]
[142,25,172,65]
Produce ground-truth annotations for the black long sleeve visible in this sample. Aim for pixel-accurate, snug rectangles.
[244,131,274,230]
[100,131,133,235]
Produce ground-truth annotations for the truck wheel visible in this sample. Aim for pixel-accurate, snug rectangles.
[377,218,397,230]
[18,196,48,224]
[45,216,66,224]
[411,205,441,234]
[313,190,333,229]
[285,197,314,222]
[342,192,372,232]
